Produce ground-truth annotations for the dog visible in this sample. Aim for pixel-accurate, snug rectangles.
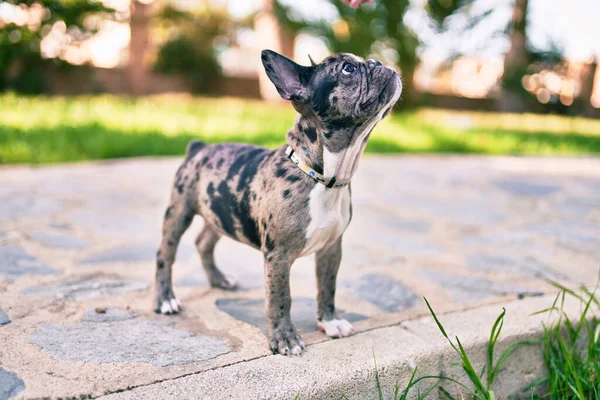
[155,50,401,356]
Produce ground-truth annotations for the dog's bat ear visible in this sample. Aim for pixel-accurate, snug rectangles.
[308,54,316,67]
[261,49,313,102]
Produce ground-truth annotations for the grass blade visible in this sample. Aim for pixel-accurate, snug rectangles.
[373,348,384,400]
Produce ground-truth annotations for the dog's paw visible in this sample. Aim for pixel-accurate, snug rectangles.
[210,273,238,291]
[160,297,181,314]
[318,318,355,338]
[269,320,305,356]
[154,291,181,315]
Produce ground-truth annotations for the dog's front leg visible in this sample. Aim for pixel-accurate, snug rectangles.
[265,252,305,356]
[316,237,356,338]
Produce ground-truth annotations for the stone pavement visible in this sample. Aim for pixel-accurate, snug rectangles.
[0,155,598,399]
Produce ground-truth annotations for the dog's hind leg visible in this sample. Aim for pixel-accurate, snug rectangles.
[195,223,237,290]
[315,237,355,338]
[154,200,194,314]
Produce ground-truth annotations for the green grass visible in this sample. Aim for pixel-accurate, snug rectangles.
[1,93,600,164]
[354,281,600,400]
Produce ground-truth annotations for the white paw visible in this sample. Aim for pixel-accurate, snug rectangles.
[289,344,303,356]
[160,298,181,314]
[318,319,355,338]
[223,275,238,290]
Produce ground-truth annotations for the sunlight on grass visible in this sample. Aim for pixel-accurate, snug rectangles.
[1,93,599,164]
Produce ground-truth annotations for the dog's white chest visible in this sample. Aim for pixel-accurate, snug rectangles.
[301,185,351,257]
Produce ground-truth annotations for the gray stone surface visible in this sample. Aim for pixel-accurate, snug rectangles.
[419,269,541,303]
[66,209,153,237]
[360,227,444,256]
[216,298,367,334]
[467,254,567,280]
[0,309,10,326]
[341,274,418,313]
[0,195,63,222]
[1,156,599,399]
[83,308,134,323]
[0,365,25,400]
[26,230,91,250]
[0,245,57,280]
[494,178,560,197]
[80,242,194,264]
[29,318,230,367]
[177,269,263,290]
[22,275,148,300]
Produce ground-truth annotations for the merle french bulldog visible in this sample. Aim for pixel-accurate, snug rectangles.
[155,50,401,356]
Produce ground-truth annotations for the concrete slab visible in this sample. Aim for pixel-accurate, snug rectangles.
[0,155,598,398]
[100,294,584,400]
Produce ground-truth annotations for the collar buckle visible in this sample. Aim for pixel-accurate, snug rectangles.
[285,146,349,188]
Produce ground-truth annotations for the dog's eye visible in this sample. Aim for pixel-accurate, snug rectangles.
[341,63,356,75]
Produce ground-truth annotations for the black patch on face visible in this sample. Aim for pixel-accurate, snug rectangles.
[332,96,338,104]
[217,158,225,168]
[286,175,301,183]
[304,126,317,143]
[202,156,210,166]
[327,116,355,131]
[164,205,174,219]
[177,184,184,194]
[312,77,337,116]
[157,260,164,269]
[282,189,291,199]
[207,182,215,196]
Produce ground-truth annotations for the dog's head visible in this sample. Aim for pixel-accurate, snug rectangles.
[261,50,401,153]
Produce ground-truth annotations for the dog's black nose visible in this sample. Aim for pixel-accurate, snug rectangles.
[367,59,382,68]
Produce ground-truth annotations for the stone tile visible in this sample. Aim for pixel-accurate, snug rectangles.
[358,227,444,256]
[26,230,91,250]
[177,241,264,288]
[341,274,418,313]
[66,209,154,237]
[493,178,560,197]
[0,309,10,325]
[419,269,541,303]
[177,269,263,290]
[0,194,63,221]
[29,318,229,367]
[340,243,402,269]
[0,245,58,280]
[80,243,194,264]
[216,298,367,334]
[527,221,600,245]
[83,308,134,323]
[0,364,25,400]
[385,196,506,225]
[22,275,149,301]
[467,254,567,280]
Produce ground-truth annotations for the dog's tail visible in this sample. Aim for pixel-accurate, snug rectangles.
[185,140,206,161]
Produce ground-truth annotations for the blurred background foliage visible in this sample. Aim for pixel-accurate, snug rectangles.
[0,0,116,93]
[0,0,599,164]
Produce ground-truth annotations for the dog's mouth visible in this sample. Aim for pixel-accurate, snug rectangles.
[360,70,401,113]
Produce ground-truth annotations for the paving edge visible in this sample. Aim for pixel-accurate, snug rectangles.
[99,294,579,400]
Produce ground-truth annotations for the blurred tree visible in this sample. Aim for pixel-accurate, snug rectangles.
[274,0,421,107]
[0,0,115,93]
[153,2,251,92]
